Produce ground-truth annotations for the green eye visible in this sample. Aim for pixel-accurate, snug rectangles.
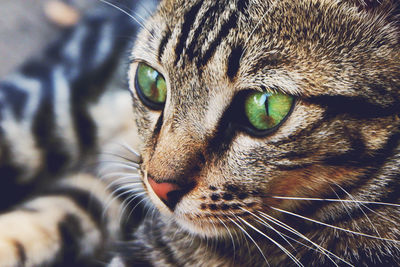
[244,91,293,132]
[136,63,167,109]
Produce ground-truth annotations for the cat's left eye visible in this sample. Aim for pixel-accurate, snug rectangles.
[135,63,167,110]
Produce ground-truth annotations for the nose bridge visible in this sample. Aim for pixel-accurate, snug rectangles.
[146,121,204,182]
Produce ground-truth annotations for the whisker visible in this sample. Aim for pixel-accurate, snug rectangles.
[328,185,361,232]
[120,141,141,158]
[120,192,147,224]
[241,208,297,252]
[98,160,139,168]
[105,176,142,192]
[101,151,141,164]
[137,1,156,17]
[257,211,349,267]
[270,206,400,243]
[237,216,303,267]
[240,0,280,61]
[109,183,143,193]
[102,186,144,218]
[269,196,400,207]
[331,182,381,237]
[100,172,140,181]
[98,0,155,38]
[228,216,270,267]
[217,217,236,263]
[98,164,139,174]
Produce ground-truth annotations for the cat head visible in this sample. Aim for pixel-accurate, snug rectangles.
[128,0,400,238]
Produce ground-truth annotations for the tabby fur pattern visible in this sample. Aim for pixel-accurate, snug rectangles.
[0,0,399,266]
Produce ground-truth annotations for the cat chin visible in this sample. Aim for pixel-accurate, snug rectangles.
[151,204,229,238]
[173,215,229,239]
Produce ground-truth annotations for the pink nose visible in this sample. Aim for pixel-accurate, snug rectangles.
[148,176,180,203]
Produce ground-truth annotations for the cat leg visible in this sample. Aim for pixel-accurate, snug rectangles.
[0,173,123,267]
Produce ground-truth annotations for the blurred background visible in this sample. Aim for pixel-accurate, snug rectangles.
[0,0,93,77]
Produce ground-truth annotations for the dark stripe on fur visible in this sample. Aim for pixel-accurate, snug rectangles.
[0,82,28,120]
[198,12,238,67]
[186,1,220,61]
[147,222,179,266]
[226,46,243,80]
[174,0,204,65]
[158,28,171,63]
[71,102,97,153]
[24,62,71,175]
[0,126,29,210]
[361,131,400,205]
[57,214,84,264]
[80,16,109,71]
[323,132,368,167]
[43,186,105,231]
[237,0,250,13]
[13,240,27,266]
[307,95,400,118]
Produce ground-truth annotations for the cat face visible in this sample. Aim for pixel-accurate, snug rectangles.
[129,0,400,238]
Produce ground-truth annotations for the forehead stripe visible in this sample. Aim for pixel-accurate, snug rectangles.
[198,11,238,67]
[186,1,220,62]
[174,0,204,65]
[227,45,243,80]
[158,27,171,62]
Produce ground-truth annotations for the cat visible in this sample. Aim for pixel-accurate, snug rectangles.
[0,0,399,266]
[110,0,400,266]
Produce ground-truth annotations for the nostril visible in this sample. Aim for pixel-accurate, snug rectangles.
[147,176,194,210]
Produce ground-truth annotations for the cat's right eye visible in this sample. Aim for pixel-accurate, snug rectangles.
[135,63,167,110]
[244,91,293,134]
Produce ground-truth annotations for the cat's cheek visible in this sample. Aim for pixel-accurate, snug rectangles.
[262,165,366,210]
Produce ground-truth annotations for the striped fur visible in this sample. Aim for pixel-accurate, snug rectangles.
[1,0,400,266]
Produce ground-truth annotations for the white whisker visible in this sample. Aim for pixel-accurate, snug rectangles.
[101,151,141,164]
[270,206,400,243]
[217,217,236,263]
[119,192,147,223]
[240,207,297,253]
[102,186,144,218]
[99,172,140,181]
[105,176,142,192]
[237,216,303,267]
[98,0,155,38]
[257,211,349,266]
[269,196,400,208]
[99,160,139,168]
[98,164,139,174]
[331,182,381,237]
[228,216,270,266]
[240,1,280,61]
[120,141,141,158]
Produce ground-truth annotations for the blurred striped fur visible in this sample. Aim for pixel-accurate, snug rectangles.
[0,0,157,266]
